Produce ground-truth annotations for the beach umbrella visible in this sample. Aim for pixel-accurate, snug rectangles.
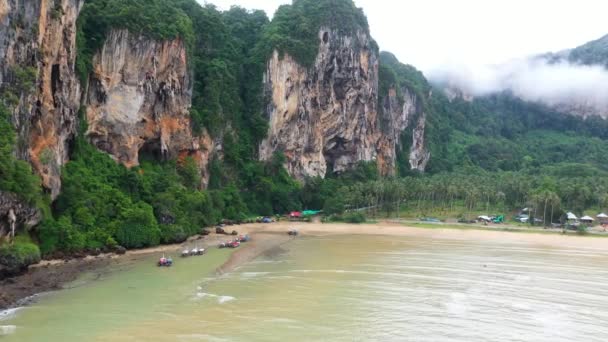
[581,216,595,221]
[597,213,608,219]
[566,212,577,220]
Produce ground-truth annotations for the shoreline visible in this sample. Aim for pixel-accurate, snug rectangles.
[0,232,240,311]
[3,220,608,311]
[240,221,608,250]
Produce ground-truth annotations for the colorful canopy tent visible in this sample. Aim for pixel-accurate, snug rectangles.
[302,210,321,217]
[566,212,578,220]
[289,211,302,218]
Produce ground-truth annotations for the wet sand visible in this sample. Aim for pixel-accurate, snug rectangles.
[216,232,293,275]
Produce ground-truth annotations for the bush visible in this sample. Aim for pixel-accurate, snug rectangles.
[577,225,588,235]
[343,212,366,223]
[0,240,41,277]
[323,197,345,215]
[160,224,187,244]
[113,203,160,249]
[85,228,115,250]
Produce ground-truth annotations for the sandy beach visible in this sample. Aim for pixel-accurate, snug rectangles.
[3,220,608,310]
[243,221,608,251]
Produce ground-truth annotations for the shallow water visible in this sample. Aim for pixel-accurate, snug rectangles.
[3,235,608,341]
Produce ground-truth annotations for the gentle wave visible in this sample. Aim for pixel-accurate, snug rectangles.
[0,325,17,336]
[194,292,235,304]
[241,272,271,278]
[0,308,21,321]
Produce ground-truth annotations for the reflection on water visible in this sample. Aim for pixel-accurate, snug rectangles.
[4,235,608,341]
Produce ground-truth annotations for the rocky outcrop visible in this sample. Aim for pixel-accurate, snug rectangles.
[377,86,430,174]
[260,28,431,178]
[85,30,215,187]
[0,0,83,198]
[260,28,380,179]
[0,192,41,242]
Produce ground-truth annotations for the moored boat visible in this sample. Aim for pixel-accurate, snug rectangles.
[158,255,173,267]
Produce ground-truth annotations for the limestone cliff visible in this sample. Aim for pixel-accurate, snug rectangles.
[260,28,380,179]
[377,86,430,174]
[260,28,431,179]
[85,30,215,187]
[0,0,82,199]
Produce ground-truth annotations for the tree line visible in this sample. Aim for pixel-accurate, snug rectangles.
[320,168,608,225]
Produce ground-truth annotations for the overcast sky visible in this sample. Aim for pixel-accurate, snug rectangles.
[200,0,608,73]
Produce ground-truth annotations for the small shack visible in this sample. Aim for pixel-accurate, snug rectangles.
[566,212,578,221]
[597,213,608,225]
[580,215,595,225]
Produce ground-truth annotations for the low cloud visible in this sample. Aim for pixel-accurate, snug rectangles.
[426,58,608,115]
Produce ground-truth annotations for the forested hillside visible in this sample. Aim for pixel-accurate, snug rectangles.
[1,0,608,273]
[568,34,608,67]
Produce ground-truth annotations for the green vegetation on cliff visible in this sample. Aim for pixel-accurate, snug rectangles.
[0,67,45,206]
[258,0,373,67]
[0,104,42,205]
[76,0,194,84]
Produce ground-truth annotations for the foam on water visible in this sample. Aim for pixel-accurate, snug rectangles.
[0,325,17,336]
[176,333,229,341]
[0,308,21,321]
[194,292,236,304]
[241,272,271,278]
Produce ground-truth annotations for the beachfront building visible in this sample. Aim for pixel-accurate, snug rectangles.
[580,216,595,226]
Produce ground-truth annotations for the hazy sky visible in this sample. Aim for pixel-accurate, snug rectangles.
[200,0,608,72]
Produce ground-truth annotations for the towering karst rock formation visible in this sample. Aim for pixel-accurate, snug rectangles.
[259,28,382,179]
[84,29,215,187]
[259,25,429,180]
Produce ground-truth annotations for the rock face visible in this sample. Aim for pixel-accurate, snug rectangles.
[260,29,380,179]
[377,86,430,174]
[260,28,430,179]
[0,192,41,242]
[0,0,83,199]
[85,30,214,187]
